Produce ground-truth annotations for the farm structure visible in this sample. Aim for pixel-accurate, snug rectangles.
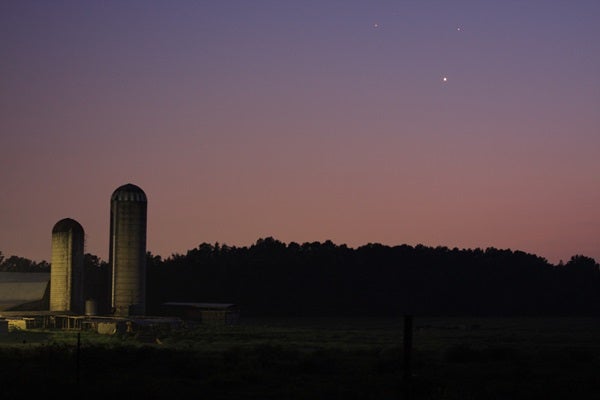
[1,183,239,334]
[159,302,240,325]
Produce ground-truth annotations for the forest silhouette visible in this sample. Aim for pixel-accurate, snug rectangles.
[2,238,599,317]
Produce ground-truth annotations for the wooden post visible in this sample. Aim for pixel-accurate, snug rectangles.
[403,315,413,399]
[76,332,81,388]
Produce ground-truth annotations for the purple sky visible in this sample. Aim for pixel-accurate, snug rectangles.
[2,1,599,265]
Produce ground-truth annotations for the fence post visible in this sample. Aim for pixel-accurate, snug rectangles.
[76,332,81,388]
[403,314,413,399]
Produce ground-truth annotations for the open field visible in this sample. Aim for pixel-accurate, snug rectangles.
[1,316,599,399]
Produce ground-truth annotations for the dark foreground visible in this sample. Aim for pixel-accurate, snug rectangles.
[1,316,599,399]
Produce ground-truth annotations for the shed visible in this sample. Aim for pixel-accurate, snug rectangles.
[160,302,240,325]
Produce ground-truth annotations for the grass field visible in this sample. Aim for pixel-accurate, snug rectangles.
[1,316,599,399]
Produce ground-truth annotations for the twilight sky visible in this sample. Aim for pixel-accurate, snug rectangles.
[2,1,599,265]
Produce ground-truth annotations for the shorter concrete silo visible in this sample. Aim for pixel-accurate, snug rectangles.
[50,218,85,314]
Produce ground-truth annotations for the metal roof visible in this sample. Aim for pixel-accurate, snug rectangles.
[52,218,84,234]
[0,273,49,311]
[111,183,147,202]
[161,302,237,309]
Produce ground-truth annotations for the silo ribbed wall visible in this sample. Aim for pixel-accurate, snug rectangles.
[50,218,84,313]
[110,184,147,316]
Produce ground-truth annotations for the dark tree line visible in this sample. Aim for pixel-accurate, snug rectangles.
[3,240,599,316]
[146,238,600,317]
[0,251,49,272]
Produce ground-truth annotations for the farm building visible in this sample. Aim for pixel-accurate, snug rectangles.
[0,272,50,311]
[159,302,240,325]
[1,185,240,334]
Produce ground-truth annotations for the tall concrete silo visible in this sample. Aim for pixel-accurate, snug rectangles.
[109,183,147,316]
[50,218,85,313]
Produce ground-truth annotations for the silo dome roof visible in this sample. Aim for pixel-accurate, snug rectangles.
[52,218,84,234]
[111,183,147,202]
